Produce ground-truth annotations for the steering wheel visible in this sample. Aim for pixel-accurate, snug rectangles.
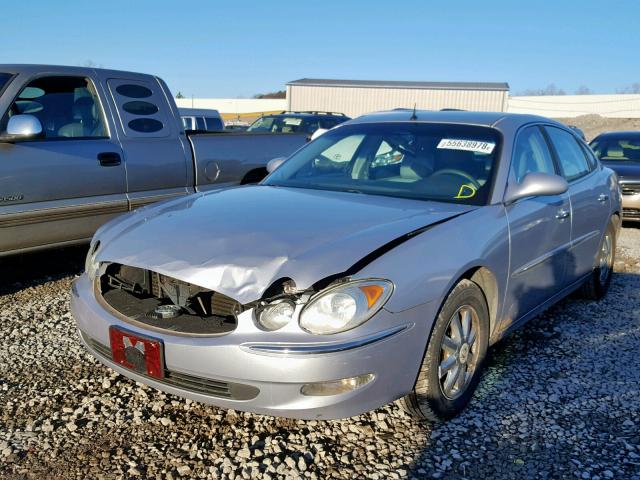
[431,168,481,189]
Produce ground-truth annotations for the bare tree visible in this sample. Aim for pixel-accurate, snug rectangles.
[519,84,566,96]
[80,60,104,68]
[175,91,185,99]
[575,85,592,95]
[616,83,640,94]
[253,90,286,99]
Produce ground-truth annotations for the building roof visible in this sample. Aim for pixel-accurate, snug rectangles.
[287,78,509,92]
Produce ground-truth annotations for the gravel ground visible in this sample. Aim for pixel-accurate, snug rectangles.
[1,227,639,480]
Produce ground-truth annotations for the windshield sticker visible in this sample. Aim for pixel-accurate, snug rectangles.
[437,139,495,154]
[284,118,303,126]
[454,184,477,199]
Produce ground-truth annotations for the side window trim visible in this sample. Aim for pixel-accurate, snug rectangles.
[0,74,110,142]
[537,125,563,175]
[578,141,599,171]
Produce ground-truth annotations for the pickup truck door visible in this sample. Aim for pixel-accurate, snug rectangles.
[0,74,127,255]
[543,126,611,283]
[105,78,192,209]
[501,125,572,332]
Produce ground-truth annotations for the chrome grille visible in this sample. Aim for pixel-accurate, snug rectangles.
[623,208,640,219]
[80,331,259,400]
[621,183,640,196]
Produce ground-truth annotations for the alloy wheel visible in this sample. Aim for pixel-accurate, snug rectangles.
[438,305,480,400]
[599,233,613,284]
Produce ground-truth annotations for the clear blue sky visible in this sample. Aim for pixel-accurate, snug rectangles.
[2,0,638,98]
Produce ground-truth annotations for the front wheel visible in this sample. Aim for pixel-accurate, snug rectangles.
[581,219,617,300]
[398,279,489,421]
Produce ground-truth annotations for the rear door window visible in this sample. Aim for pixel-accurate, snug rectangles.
[1,76,108,140]
[511,126,557,183]
[544,126,591,181]
[195,117,206,130]
[107,79,171,138]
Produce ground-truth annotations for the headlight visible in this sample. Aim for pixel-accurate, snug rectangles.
[257,299,295,331]
[299,279,393,335]
[85,240,101,280]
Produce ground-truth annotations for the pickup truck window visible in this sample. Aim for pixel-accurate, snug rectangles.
[123,101,158,116]
[0,73,12,93]
[1,76,108,140]
[108,79,170,138]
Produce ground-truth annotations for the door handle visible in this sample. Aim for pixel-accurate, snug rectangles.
[597,194,609,203]
[98,152,121,167]
[555,208,571,220]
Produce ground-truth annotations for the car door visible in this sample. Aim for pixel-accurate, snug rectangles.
[105,77,192,210]
[501,125,572,330]
[0,74,127,255]
[544,126,611,283]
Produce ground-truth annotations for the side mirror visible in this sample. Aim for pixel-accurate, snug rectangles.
[504,172,569,204]
[0,115,44,143]
[266,157,287,173]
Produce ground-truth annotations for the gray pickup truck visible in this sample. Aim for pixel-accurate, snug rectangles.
[0,65,308,256]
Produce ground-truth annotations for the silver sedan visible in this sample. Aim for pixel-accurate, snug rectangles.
[72,111,621,421]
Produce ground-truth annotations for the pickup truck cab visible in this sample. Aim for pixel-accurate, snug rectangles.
[0,65,307,256]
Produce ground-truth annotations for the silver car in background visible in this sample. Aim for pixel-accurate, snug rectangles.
[72,111,621,421]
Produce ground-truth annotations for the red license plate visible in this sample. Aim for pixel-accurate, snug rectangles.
[109,326,164,379]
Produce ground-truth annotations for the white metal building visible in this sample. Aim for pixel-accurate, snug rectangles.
[286,78,510,118]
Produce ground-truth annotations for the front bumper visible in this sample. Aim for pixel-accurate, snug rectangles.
[620,181,640,222]
[71,274,437,420]
[621,193,640,221]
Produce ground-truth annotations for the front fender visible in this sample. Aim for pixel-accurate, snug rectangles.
[357,205,510,316]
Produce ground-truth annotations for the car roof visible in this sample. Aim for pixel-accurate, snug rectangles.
[178,108,221,117]
[345,110,565,130]
[263,112,346,119]
[591,130,640,140]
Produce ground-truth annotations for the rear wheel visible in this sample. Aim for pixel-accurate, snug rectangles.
[581,219,616,300]
[398,279,489,421]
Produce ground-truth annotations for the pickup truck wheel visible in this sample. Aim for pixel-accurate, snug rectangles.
[581,219,617,300]
[398,279,489,421]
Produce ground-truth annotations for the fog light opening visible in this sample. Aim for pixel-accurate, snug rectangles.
[300,373,374,396]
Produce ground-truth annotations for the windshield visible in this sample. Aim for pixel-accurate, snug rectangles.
[264,123,501,206]
[248,116,313,133]
[0,73,12,94]
[590,137,640,162]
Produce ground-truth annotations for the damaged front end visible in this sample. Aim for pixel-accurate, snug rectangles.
[97,263,242,335]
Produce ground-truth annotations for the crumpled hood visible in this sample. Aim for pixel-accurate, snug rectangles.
[96,185,474,304]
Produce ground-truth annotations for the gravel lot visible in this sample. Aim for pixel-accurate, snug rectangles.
[1,227,639,480]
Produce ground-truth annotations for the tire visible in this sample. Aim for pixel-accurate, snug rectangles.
[398,279,489,421]
[581,218,617,300]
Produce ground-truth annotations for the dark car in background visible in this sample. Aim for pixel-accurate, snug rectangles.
[590,131,640,222]
[247,111,350,135]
